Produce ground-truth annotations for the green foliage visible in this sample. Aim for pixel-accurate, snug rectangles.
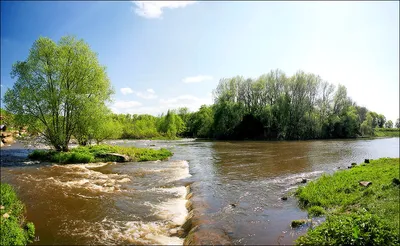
[296,211,399,246]
[209,70,386,140]
[373,128,400,137]
[3,35,113,151]
[307,206,326,217]
[295,158,400,245]
[385,120,393,129]
[28,144,172,163]
[0,183,35,245]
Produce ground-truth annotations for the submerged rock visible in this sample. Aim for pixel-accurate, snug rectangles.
[291,219,309,228]
[184,225,231,245]
[281,196,288,201]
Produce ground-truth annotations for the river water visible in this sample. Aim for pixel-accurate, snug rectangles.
[1,138,399,245]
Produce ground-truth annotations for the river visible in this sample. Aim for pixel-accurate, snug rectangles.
[1,138,399,245]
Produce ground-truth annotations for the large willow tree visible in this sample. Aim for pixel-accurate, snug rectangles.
[4,36,113,151]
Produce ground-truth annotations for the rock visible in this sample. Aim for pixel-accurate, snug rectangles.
[150,144,156,146]
[281,196,288,201]
[301,179,307,184]
[364,159,370,163]
[1,132,12,138]
[348,166,352,169]
[359,181,372,187]
[2,213,9,219]
[351,162,357,166]
[392,178,400,186]
[2,136,14,144]
[97,153,130,162]
[230,203,237,208]
[291,219,309,228]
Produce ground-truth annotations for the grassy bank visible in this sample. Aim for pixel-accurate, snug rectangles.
[374,128,400,138]
[295,158,400,245]
[1,183,35,245]
[29,144,173,164]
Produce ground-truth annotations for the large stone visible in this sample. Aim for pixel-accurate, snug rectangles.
[2,136,14,144]
[1,132,12,138]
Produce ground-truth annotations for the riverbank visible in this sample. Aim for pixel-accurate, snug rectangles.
[0,183,35,245]
[28,144,173,164]
[294,158,400,245]
[373,128,400,138]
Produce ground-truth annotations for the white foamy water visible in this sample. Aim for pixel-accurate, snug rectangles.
[16,159,191,245]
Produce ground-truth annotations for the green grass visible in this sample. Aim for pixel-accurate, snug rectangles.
[1,183,35,245]
[294,158,400,245]
[374,128,400,137]
[28,144,173,164]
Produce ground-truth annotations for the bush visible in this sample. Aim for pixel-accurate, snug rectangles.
[296,211,399,246]
[1,183,35,245]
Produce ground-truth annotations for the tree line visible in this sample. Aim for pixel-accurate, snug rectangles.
[2,36,399,152]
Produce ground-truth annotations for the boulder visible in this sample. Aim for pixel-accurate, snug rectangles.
[2,136,14,144]
[364,159,370,164]
[351,162,357,166]
[359,181,372,187]
[1,132,12,138]
[301,178,307,184]
[281,196,288,201]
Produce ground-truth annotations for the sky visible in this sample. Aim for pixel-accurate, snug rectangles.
[1,1,399,121]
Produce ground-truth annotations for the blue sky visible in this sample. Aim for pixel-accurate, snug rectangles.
[1,1,399,121]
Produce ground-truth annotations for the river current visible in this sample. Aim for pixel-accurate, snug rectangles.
[1,138,399,245]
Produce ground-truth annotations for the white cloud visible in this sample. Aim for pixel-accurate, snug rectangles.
[182,75,213,83]
[109,94,212,116]
[120,87,134,95]
[133,1,196,19]
[159,94,212,112]
[120,87,158,99]
[135,88,158,99]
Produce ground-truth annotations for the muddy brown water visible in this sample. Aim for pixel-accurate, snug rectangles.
[1,138,399,245]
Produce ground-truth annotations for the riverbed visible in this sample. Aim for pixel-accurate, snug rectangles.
[1,138,399,245]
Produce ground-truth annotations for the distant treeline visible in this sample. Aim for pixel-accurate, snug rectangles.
[108,70,399,140]
[2,70,399,141]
